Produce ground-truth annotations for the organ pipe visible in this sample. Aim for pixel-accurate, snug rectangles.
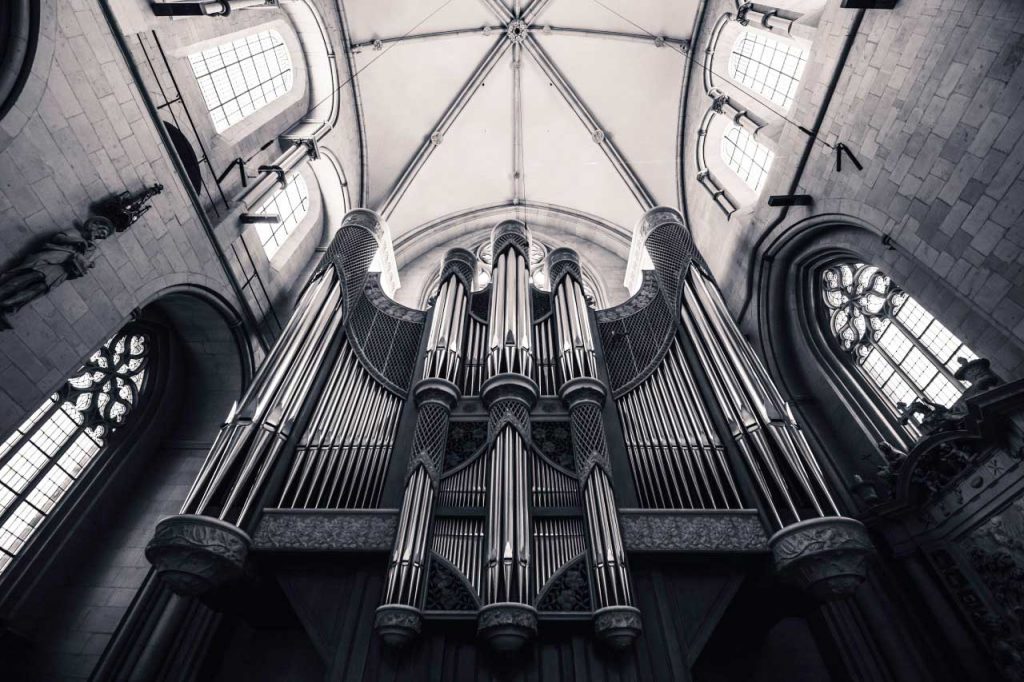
[549,248,641,649]
[477,220,539,653]
[147,209,387,598]
[374,248,476,647]
[638,206,873,600]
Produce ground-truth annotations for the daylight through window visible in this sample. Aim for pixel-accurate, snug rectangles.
[190,30,293,133]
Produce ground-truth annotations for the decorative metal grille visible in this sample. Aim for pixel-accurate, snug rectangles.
[596,277,675,395]
[189,29,293,133]
[820,262,977,409]
[253,174,309,258]
[444,421,488,471]
[729,30,807,110]
[0,326,151,573]
[721,125,773,192]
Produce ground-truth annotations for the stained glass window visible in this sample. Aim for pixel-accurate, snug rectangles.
[721,125,773,192]
[820,263,977,415]
[254,174,310,258]
[729,30,807,110]
[189,30,293,134]
[0,326,151,574]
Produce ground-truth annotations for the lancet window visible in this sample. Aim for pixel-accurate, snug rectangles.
[189,29,293,133]
[721,125,773,192]
[0,325,151,574]
[254,174,309,258]
[820,262,977,412]
[729,30,807,110]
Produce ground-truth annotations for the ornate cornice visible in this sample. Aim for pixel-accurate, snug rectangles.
[363,272,427,323]
[595,271,660,323]
[619,510,769,552]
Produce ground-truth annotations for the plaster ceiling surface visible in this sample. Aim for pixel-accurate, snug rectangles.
[342,0,699,302]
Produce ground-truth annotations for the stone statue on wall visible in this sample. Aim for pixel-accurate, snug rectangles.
[876,441,908,488]
[95,183,164,232]
[0,219,111,329]
[897,398,966,436]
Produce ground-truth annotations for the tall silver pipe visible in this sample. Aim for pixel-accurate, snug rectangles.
[147,209,387,599]
[638,206,873,602]
[549,247,641,649]
[376,248,475,647]
[476,220,539,653]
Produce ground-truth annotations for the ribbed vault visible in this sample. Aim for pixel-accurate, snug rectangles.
[342,0,700,306]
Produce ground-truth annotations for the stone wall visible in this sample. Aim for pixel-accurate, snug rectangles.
[683,0,1024,378]
[0,0,247,437]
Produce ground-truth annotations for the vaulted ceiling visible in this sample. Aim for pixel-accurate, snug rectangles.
[342,0,700,304]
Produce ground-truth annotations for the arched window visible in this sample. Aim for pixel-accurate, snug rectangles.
[254,173,309,258]
[0,325,151,574]
[729,30,807,110]
[721,125,773,192]
[189,29,293,134]
[820,263,977,414]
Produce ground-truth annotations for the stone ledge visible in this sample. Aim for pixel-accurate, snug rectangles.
[252,509,400,552]
[619,510,769,553]
[252,509,770,554]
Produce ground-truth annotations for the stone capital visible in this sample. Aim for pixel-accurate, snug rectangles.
[559,376,607,410]
[145,514,252,597]
[769,516,874,601]
[480,373,539,411]
[413,377,461,410]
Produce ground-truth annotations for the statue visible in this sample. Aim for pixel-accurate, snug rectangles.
[897,398,966,436]
[876,441,908,488]
[96,183,164,232]
[955,356,1002,400]
[0,220,111,329]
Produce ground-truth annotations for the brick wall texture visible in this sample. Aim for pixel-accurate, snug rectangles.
[686,0,1024,377]
[0,0,246,438]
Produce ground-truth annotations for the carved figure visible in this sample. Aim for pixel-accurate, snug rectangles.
[897,398,965,435]
[97,183,164,232]
[955,357,1003,400]
[876,441,908,487]
[0,226,108,328]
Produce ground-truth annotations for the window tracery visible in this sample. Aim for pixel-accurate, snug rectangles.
[0,325,151,574]
[728,30,807,110]
[721,125,773,192]
[189,29,293,134]
[255,174,310,258]
[820,263,977,412]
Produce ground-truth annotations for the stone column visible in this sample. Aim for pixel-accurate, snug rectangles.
[374,248,475,646]
[145,209,384,598]
[477,220,538,653]
[549,248,641,649]
[639,207,873,601]
[708,87,764,136]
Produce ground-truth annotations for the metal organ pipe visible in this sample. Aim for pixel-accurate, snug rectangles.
[475,220,539,654]
[146,209,387,599]
[548,247,642,650]
[375,248,476,648]
[637,206,873,602]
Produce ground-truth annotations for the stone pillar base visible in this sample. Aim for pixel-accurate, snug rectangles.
[145,514,251,597]
[477,603,537,654]
[374,605,423,647]
[769,516,873,601]
[593,605,642,649]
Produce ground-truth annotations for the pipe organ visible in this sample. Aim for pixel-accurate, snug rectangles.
[145,207,873,668]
